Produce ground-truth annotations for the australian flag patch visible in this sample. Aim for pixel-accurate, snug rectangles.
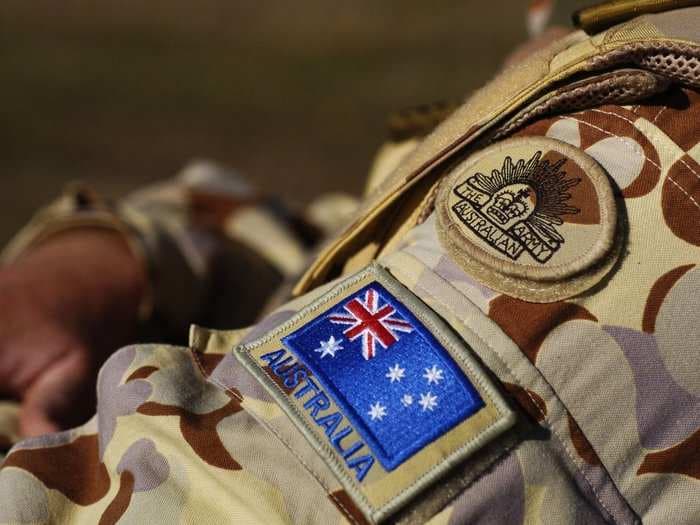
[235,264,514,523]
[281,282,484,471]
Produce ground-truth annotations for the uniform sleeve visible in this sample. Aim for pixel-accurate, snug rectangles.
[0,337,354,524]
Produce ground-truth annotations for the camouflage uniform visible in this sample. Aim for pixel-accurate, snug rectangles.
[2,3,700,524]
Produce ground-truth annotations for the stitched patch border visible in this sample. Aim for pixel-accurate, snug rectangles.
[436,136,620,302]
[235,263,515,523]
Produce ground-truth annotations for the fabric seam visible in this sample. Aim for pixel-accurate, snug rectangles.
[389,255,627,524]
[582,105,700,212]
[188,348,361,525]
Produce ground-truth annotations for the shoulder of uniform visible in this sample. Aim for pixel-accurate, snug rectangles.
[294,5,700,294]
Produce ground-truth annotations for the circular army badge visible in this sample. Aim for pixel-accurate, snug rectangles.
[436,137,619,302]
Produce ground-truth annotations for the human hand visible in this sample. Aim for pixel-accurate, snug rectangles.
[0,229,146,437]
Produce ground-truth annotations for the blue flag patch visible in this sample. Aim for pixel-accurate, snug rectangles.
[281,282,484,470]
[235,264,515,523]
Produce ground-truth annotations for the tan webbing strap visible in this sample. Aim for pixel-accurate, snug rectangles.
[574,0,700,34]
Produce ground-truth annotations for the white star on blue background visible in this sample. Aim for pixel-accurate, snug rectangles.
[314,336,344,358]
[386,363,406,383]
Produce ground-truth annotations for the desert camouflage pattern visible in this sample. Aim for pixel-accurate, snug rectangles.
[2,5,700,524]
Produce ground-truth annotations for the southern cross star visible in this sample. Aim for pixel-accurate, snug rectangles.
[385,363,406,383]
[418,392,438,412]
[368,401,388,421]
[401,394,414,407]
[314,335,344,359]
[423,364,445,385]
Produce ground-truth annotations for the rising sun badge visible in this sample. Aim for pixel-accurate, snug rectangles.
[437,137,619,302]
[451,150,581,263]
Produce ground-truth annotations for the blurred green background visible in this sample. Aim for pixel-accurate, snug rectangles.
[0,1,528,244]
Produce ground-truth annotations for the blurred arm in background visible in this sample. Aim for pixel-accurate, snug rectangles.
[0,161,357,437]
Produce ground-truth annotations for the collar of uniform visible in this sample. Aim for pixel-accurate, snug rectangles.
[293,7,700,296]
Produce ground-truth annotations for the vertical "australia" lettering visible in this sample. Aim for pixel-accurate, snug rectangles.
[260,349,376,482]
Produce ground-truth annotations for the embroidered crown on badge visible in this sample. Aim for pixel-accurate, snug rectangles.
[437,136,620,302]
[454,150,581,263]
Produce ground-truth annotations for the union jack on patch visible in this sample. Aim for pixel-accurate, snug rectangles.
[329,288,414,360]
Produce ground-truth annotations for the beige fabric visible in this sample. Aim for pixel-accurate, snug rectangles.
[365,140,421,197]
[225,207,307,278]
[435,137,619,302]
[305,193,361,238]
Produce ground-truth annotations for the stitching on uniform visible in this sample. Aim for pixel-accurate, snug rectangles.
[589,106,653,134]
[652,107,667,123]
[679,156,700,183]
[189,349,243,403]
[566,114,662,171]
[189,347,361,525]
[666,176,700,212]
[390,259,619,524]
[672,157,700,213]
[583,108,700,213]
[437,214,617,302]
[589,107,650,135]
[414,284,618,523]
[416,181,441,225]
[565,114,691,209]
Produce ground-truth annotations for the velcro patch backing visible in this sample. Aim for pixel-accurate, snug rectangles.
[235,263,514,523]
